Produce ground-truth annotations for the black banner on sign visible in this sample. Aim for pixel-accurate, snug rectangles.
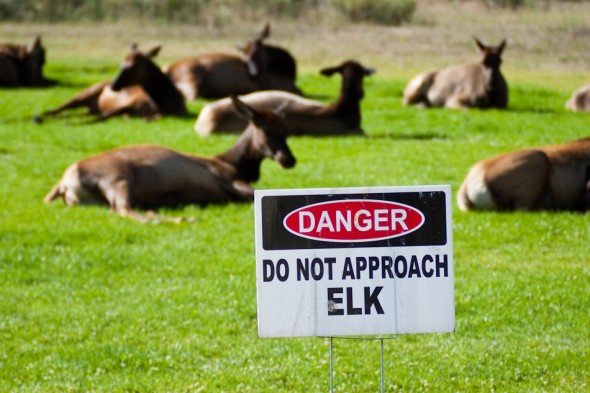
[261,191,448,250]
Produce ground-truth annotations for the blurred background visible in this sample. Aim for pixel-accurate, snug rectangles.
[1,0,589,80]
[1,0,587,26]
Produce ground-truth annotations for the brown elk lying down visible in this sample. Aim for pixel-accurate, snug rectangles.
[194,60,375,137]
[404,38,508,109]
[163,23,301,100]
[44,96,296,223]
[457,138,590,212]
[34,45,187,122]
[566,85,590,112]
[0,36,55,87]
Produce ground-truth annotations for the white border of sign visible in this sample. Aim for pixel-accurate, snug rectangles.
[255,185,455,338]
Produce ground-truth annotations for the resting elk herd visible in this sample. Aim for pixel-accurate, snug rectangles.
[2,24,589,221]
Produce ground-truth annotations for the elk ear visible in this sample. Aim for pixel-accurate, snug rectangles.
[364,66,377,76]
[320,65,340,77]
[145,45,161,59]
[258,23,271,41]
[497,39,507,55]
[232,95,257,120]
[27,36,42,52]
[474,37,486,52]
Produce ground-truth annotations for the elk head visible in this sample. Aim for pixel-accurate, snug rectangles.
[238,23,271,78]
[475,38,507,69]
[111,44,162,91]
[232,94,296,169]
[320,60,376,100]
[22,36,47,85]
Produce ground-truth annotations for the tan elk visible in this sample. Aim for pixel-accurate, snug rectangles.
[0,36,55,87]
[457,138,590,212]
[163,23,301,100]
[404,38,508,109]
[44,96,296,223]
[566,84,590,112]
[194,60,375,137]
[34,45,187,122]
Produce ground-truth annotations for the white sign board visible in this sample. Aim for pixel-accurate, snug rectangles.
[255,186,454,338]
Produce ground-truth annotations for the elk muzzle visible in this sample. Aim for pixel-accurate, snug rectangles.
[275,151,296,169]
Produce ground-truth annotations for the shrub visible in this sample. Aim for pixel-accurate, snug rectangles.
[204,0,320,20]
[476,0,590,9]
[331,0,416,25]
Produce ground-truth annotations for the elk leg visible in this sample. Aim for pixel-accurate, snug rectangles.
[445,95,471,109]
[34,81,107,120]
[96,178,148,223]
[584,166,590,212]
[142,113,162,122]
[145,211,194,224]
[41,96,92,116]
[229,180,255,200]
[93,106,134,122]
[119,207,190,224]
[403,71,435,106]
[210,178,255,201]
[94,103,160,122]
[94,109,125,122]
[101,179,192,223]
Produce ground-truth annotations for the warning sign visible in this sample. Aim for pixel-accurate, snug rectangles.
[255,186,455,338]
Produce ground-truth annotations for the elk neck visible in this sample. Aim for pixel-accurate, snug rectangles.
[485,64,506,107]
[140,64,187,115]
[331,69,364,125]
[215,126,264,183]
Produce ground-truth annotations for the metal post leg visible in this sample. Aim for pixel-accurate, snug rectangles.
[330,337,334,393]
[380,338,385,393]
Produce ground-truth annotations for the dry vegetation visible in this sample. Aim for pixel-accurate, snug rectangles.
[1,1,589,81]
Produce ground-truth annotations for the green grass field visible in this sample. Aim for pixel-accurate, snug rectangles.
[1,3,590,392]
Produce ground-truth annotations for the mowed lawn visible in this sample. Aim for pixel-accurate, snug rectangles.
[1,6,590,392]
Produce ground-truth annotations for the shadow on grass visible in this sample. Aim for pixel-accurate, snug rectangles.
[366,132,447,140]
[457,208,587,216]
[54,81,101,89]
[400,106,562,115]
[505,106,562,115]
[29,110,196,126]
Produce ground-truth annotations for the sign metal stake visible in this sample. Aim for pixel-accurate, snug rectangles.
[380,337,385,393]
[330,337,334,393]
[328,336,396,393]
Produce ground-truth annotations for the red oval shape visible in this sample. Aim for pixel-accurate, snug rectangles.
[283,199,425,242]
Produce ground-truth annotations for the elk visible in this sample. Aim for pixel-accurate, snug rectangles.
[403,38,508,109]
[457,138,590,212]
[34,45,187,122]
[0,36,55,87]
[44,96,297,223]
[566,84,590,112]
[194,60,375,137]
[163,23,301,100]
[237,23,302,95]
